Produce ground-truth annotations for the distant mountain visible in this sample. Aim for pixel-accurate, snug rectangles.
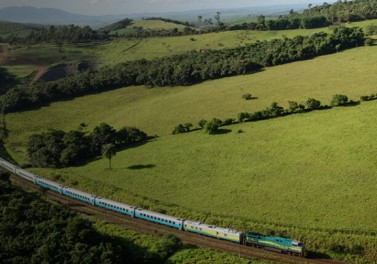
[0,6,125,29]
[0,3,316,29]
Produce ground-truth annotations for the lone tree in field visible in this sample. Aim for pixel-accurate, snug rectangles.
[102,143,116,170]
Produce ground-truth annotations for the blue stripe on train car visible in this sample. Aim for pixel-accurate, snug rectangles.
[62,190,95,205]
[134,211,183,230]
[94,200,135,217]
[36,180,62,194]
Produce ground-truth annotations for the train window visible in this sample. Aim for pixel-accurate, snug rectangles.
[224,234,227,237]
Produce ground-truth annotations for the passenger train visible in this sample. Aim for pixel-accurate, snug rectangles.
[0,157,306,257]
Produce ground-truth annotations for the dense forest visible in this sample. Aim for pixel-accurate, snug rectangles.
[27,123,147,168]
[0,26,365,113]
[230,0,377,31]
[1,24,109,45]
[0,172,183,264]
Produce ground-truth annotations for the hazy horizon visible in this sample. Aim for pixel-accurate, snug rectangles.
[0,0,338,16]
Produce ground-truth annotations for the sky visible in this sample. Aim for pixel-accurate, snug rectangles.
[0,0,338,15]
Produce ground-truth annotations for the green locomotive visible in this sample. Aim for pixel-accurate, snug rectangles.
[245,232,306,257]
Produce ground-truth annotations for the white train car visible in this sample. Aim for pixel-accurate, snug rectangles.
[36,177,64,194]
[15,167,38,183]
[135,208,184,230]
[95,197,136,217]
[62,187,96,205]
[0,157,17,174]
[183,220,242,243]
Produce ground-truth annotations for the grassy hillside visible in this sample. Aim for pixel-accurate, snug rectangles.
[4,18,377,75]
[0,20,44,36]
[4,21,377,262]
[5,44,377,228]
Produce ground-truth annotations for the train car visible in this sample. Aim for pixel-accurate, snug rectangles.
[183,220,242,243]
[134,208,184,230]
[62,187,96,205]
[0,158,38,183]
[95,197,136,217]
[245,232,306,256]
[36,177,64,194]
[0,157,17,174]
[15,168,38,183]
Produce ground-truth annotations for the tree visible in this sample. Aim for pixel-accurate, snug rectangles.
[331,94,348,106]
[102,144,116,170]
[197,15,202,28]
[205,118,222,134]
[242,93,252,100]
[306,98,321,110]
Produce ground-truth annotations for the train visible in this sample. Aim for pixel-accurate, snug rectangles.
[0,157,307,257]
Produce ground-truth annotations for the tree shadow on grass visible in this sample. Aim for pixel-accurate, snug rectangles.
[127,164,156,170]
[307,251,331,259]
[214,129,232,135]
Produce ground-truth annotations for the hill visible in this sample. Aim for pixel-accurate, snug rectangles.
[0,6,123,28]
[4,42,377,262]
[0,20,44,35]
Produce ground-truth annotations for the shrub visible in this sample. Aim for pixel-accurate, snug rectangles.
[306,98,321,110]
[198,119,207,129]
[223,118,234,126]
[242,93,252,100]
[331,94,348,107]
[172,124,187,134]
[205,118,222,134]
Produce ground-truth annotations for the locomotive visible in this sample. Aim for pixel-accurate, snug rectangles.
[0,157,306,257]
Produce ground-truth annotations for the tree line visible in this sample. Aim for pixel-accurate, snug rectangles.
[229,0,377,31]
[1,24,109,45]
[27,123,147,168]
[172,94,357,135]
[0,26,364,114]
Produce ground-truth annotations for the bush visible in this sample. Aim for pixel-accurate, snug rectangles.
[205,118,222,134]
[242,93,252,100]
[331,94,348,107]
[306,98,321,110]
[198,119,207,129]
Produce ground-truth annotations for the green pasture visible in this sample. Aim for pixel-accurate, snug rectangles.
[5,20,377,262]
[4,18,377,71]
[5,44,377,232]
[3,65,37,79]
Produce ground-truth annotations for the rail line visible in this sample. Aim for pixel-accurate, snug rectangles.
[10,174,347,264]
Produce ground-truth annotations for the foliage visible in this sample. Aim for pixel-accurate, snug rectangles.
[242,93,252,100]
[156,233,182,259]
[102,143,117,170]
[0,172,135,264]
[306,98,322,110]
[5,24,108,45]
[0,26,365,114]
[172,123,193,134]
[0,67,18,96]
[99,18,133,33]
[205,118,222,134]
[331,94,349,107]
[230,0,377,31]
[27,123,147,168]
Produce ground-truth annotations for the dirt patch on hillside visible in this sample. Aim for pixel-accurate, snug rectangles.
[30,66,47,84]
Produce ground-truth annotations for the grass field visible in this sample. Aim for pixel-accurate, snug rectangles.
[4,21,377,262]
[4,18,376,73]
[5,44,377,230]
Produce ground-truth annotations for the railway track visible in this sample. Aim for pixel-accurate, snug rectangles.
[10,174,348,264]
